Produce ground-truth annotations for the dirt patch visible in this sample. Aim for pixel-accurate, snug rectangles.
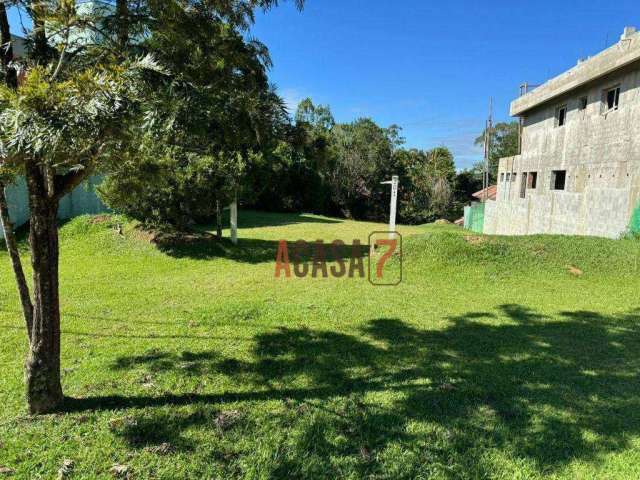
[154,231,219,246]
[89,214,114,225]
[464,235,487,245]
[128,225,158,244]
[110,464,131,479]
[144,443,174,455]
[568,265,584,276]
[214,410,243,431]
[129,225,220,246]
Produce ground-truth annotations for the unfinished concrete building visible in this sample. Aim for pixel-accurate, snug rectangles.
[484,27,640,238]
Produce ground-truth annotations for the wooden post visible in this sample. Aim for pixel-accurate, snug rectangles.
[381,176,399,239]
[230,194,238,245]
[389,175,398,238]
[215,200,222,240]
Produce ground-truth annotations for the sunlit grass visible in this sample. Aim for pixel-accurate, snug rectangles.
[0,210,639,479]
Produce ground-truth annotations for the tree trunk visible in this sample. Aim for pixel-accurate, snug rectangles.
[116,0,129,49]
[0,183,34,341]
[0,2,17,88]
[24,164,63,414]
[26,2,50,65]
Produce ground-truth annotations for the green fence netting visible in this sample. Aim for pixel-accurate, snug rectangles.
[463,203,485,234]
[630,202,640,234]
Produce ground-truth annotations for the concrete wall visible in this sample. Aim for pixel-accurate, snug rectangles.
[488,148,639,239]
[486,34,640,239]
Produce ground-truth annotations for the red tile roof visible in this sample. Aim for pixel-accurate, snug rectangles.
[472,185,497,201]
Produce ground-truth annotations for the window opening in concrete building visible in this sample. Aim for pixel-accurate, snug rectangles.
[520,172,528,198]
[556,105,567,126]
[528,172,538,189]
[500,173,505,182]
[551,170,567,190]
[512,172,517,182]
[579,96,588,111]
[506,172,511,182]
[604,86,620,112]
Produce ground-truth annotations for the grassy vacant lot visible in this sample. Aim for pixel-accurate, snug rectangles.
[1,210,640,479]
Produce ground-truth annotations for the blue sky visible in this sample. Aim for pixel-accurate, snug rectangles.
[7,1,640,169]
[251,0,640,169]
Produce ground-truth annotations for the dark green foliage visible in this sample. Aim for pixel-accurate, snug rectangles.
[327,118,401,219]
[99,145,244,230]
[251,98,458,223]
[98,0,292,229]
[397,146,457,223]
[452,168,484,214]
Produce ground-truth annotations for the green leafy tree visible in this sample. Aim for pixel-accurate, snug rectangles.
[295,98,335,131]
[394,147,456,223]
[0,58,164,414]
[100,1,292,229]
[0,0,301,414]
[291,98,335,211]
[474,121,519,181]
[328,118,402,219]
[453,168,483,208]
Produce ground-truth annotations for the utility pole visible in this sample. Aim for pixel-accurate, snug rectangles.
[483,98,493,202]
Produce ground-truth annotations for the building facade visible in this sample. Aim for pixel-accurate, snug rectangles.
[484,27,640,239]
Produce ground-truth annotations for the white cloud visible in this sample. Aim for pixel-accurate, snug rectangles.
[279,88,307,115]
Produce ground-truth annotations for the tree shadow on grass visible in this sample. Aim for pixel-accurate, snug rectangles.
[0,324,239,342]
[156,236,369,263]
[236,210,342,229]
[62,305,640,475]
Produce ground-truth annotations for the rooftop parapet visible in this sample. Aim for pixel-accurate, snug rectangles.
[511,27,640,116]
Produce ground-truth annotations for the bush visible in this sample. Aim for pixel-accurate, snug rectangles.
[99,144,243,230]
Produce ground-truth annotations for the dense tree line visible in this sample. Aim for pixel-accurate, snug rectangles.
[248,98,462,224]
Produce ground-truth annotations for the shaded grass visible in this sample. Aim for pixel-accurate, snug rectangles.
[0,210,639,479]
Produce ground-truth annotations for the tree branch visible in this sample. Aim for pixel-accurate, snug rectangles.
[0,181,34,343]
[0,2,32,341]
[54,165,95,201]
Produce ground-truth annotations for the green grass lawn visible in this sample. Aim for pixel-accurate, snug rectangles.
[1,210,640,479]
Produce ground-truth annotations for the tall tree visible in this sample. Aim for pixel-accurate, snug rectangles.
[328,118,402,219]
[474,121,519,181]
[0,1,17,88]
[394,146,456,223]
[100,0,292,229]
[0,0,303,414]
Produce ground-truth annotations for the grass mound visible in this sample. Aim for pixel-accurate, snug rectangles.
[405,231,640,278]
